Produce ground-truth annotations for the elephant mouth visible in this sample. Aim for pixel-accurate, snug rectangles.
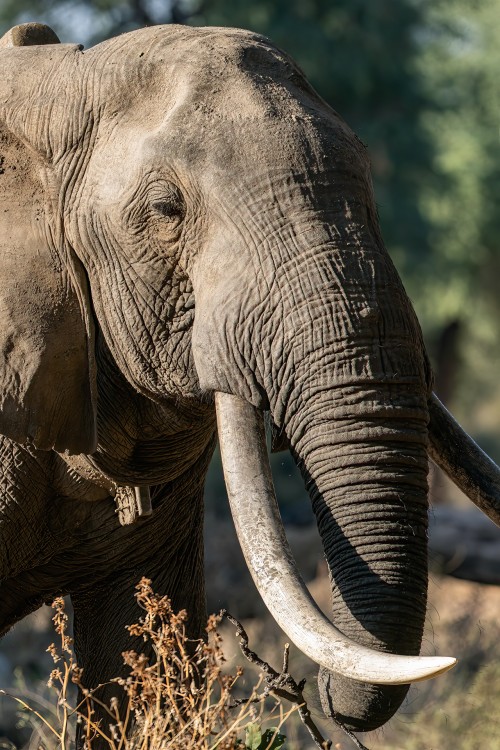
[215,391,463,686]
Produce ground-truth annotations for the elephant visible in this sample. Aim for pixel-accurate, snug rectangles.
[1,20,500,740]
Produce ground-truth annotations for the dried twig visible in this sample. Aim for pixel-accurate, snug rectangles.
[222,610,372,750]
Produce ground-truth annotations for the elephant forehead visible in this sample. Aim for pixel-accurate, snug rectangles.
[84,25,362,182]
[89,25,322,126]
[173,47,310,122]
[144,96,360,195]
[101,24,298,84]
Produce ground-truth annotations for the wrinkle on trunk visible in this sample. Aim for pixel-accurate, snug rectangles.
[285,383,430,730]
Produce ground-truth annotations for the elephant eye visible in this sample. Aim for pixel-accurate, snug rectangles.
[151,190,185,221]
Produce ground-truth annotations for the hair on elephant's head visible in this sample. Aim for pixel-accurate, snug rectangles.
[1,21,499,735]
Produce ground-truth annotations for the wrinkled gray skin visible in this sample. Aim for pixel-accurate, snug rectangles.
[0,25,433,734]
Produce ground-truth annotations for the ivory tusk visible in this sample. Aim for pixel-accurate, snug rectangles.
[429,393,500,528]
[215,391,456,685]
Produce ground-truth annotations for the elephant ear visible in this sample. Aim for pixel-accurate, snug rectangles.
[0,23,61,48]
[0,27,97,454]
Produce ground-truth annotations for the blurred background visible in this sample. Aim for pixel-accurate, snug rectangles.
[1,1,500,748]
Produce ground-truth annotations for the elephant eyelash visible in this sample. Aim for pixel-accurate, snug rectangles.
[151,197,185,221]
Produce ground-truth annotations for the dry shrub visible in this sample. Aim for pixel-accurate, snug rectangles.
[1,579,294,750]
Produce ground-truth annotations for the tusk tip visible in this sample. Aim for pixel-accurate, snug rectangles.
[410,655,457,683]
[332,653,458,685]
[343,652,458,685]
[349,654,458,685]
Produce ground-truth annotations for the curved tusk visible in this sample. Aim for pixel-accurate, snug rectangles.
[429,393,500,528]
[215,391,456,685]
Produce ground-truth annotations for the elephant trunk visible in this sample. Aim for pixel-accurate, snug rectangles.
[193,200,442,730]
[284,378,430,730]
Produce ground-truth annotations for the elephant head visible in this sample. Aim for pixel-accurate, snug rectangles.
[1,22,499,734]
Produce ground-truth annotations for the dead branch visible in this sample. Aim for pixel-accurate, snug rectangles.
[222,610,371,750]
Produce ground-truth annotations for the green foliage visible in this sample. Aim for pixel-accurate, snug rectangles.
[242,723,286,750]
[407,0,500,322]
[411,0,500,432]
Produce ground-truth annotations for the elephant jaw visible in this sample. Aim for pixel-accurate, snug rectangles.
[215,391,456,685]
